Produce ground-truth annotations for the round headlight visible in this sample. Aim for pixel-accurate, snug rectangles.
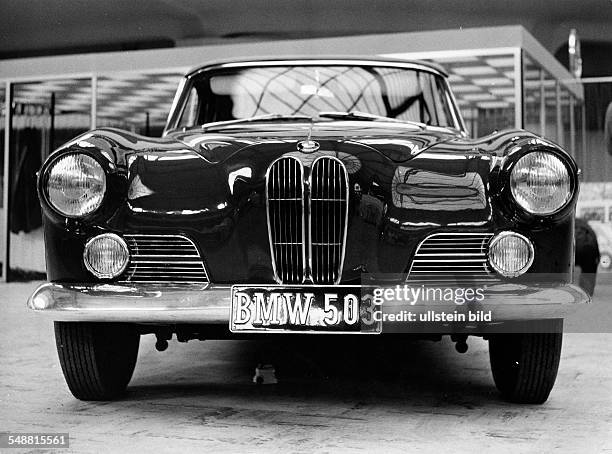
[46,153,106,217]
[510,151,571,215]
[488,231,534,278]
[83,233,129,279]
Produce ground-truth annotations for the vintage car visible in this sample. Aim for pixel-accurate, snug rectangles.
[28,57,589,403]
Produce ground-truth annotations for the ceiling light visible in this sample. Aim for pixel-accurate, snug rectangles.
[452,66,497,76]
[473,77,512,86]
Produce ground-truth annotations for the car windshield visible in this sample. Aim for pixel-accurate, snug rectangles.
[174,64,458,130]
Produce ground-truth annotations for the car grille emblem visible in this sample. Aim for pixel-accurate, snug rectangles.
[297,140,320,153]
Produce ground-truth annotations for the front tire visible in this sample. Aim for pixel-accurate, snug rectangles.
[488,320,563,404]
[54,322,140,401]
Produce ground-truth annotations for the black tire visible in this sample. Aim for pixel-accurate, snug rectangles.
[54,322,140,401]
[488,320,563,404]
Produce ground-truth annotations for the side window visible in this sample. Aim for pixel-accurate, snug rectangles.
[433,78,455,128]
[177,86,200,129]
[417,74,454,128]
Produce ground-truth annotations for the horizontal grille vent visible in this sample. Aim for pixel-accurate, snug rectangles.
[407,233,497,283]
[119,234,209,285]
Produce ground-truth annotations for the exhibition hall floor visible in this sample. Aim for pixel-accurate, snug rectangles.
[1,281,611,453]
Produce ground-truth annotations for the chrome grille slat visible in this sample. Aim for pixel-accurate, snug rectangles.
[413,259,488,262]
[123,271,207,275]
[418,254,488,257]
[418,248,488,251]
[119,234,209,285]
[411,265,491,269]
[130,259,203,264]
[266,157,305,284]
[407,233,496,282]
[128,264,206,273]
[411,270,490,273]
[309,156,349,285]
[131,256,200,259]
[121,271,208,274]
[125,280,207,282]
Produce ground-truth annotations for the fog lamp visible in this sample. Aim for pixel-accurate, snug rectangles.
[83,233,129,279]
[488,231,534,277]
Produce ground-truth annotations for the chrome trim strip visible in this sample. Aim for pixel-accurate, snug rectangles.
[415,253,487,256]
[163,76,188,135]
[188,59,447,79]
[443,77,468,136]
[131,255,199,259]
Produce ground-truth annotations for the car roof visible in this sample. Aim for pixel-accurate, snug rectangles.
[185,56,448,78]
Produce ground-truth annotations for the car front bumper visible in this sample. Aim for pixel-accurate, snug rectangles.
[28,281,590,324]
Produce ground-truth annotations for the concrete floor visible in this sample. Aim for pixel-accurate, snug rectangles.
[1,281,611,453]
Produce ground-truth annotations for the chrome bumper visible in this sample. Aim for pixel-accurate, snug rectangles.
[28,283,231,323]
[28,281,590,323]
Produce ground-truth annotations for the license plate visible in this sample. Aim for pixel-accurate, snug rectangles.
[230,285,381,333]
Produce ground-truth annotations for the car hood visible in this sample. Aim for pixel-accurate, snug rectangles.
[122,123,497,282]
[129,123,492,229]
[168,122,459,163]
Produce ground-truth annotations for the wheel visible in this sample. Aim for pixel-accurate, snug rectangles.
[488,320,563,404]
[54,322,140,401]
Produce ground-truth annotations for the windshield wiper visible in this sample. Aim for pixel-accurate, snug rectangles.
[201,114,312,130]
[199,111,428,131]
[318,111,425,129]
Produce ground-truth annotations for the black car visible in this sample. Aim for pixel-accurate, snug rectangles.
[28,58,589,403]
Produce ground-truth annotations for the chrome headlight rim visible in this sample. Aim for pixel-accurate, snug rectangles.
[488,231,534,278]
[42,151,108,219]
[508,149,575,216]
[83,233,130,279]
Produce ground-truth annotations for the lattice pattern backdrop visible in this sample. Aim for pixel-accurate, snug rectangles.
[1,57,574,131]
[10,73,182,129]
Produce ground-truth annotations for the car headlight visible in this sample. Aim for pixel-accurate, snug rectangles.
[488,231,534,277]
[510,151,571,215]
[46,153,106,217]
[83,233,129,279]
